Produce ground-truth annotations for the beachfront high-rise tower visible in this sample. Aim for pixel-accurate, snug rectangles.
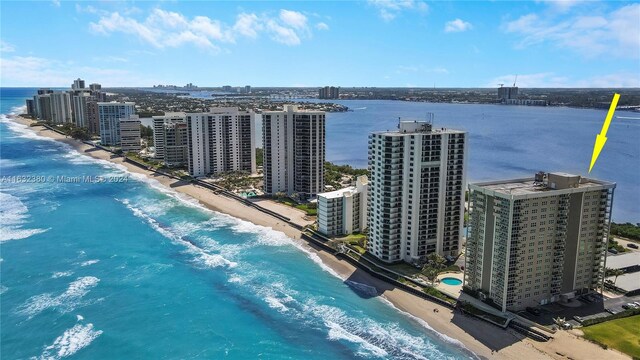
[153,112,188,167]
[464,172,615,312]
[185,107,255,177]
[98,102,136,146]
[262,105,325,199]
[366,120,467,264]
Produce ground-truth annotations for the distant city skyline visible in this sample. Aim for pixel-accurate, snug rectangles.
[1,0,639,88]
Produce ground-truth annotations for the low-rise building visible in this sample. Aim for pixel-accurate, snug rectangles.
[317,176,369,237]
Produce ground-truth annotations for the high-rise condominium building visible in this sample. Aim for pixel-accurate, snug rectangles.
[153,113,188,167]
[464,172,615,312]
[119,115,141,152]
[72,92,92,128]
[319,86,339,99]
[98,102,136,146]
[367,120,467,264]
[317,176,369,237]
[186,107,255,177]
[87,101,100,135]
[72,78,86,90]
[50,92,73,123]
[262,105,325,199]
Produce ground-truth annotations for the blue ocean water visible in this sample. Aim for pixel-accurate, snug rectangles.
[1,88,473,359]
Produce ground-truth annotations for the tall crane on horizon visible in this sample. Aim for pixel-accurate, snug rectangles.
[513,75,518,87]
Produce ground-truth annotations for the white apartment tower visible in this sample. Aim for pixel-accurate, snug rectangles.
[119,115,141,152]
[464,172,615,312]
[186,107,255,177]
[153,112,188,167]
[72,92,92,128]
[262,105,325,199]
[367,120,467,264]
[318,176,369,237]
[50,92,73,124]
[98,102,136,146]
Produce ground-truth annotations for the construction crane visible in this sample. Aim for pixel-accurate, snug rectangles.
[513,75,518,87]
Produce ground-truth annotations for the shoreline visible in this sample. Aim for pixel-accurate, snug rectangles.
[6,115,631,360]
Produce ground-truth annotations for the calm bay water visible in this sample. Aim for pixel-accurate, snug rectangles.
[1,88,472,359]
[319,99,639,222]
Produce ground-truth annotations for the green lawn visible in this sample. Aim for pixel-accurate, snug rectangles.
[582,315,640,358]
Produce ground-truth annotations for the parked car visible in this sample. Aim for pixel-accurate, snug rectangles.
[609,248,619,254]
[622,303,638,310]
[627,243,639,249]
[526,307,541,316]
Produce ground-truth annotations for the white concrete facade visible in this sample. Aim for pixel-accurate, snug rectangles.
[186,107,255,177]
[318,176,369,237]
[367,120,467,264]
[262,105,325,198]
[98,102,136,146]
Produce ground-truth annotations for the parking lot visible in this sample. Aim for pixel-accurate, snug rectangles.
[517,293,640,327]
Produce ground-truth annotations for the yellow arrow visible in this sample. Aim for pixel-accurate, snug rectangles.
[589,93,620,173]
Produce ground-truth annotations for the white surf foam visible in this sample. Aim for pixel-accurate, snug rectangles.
[0,114,57,143]
[52,271,73,279]
[119,199,237,269]
[378,296,475,356]
[80,260,100,267]
[17,276,100,318]
[39,322,103,359]
[0,285,8,295]
[0,192,50,242]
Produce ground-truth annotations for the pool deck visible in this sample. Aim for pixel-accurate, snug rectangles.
[435,272,464,299]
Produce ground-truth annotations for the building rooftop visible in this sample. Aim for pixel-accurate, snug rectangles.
[318,186,358,199]
[606,252,640,270]
[471,172,615,197]
[372,119,465,136]
[607,271,640,293]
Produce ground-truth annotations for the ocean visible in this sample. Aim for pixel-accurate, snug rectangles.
[1,88,474,359]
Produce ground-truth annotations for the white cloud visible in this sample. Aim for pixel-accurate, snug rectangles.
[444,19,473,33]
[316,22,329,31]
[0,55,149,87]
[233,13,262,38]
[279,10,307,29]
[266,20,301,46]
[89,8,317,50]
[1,40,15,53]
[537,0,583,12]
[52,0,60,7]
[487,72,640,88]
[367,0,428,21]
[504,3,640,59]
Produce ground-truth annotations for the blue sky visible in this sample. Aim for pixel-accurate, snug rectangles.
[1,0,638,87]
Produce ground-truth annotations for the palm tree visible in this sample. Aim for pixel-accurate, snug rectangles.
[427,253,446,271]
[608,268,625,286]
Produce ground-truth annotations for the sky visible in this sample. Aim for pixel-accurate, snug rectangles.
[1,0,639,88]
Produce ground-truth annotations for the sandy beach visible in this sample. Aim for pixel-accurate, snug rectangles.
[9,116,631,360]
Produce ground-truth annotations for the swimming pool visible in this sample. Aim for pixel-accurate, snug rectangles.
[441,277,462,286]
